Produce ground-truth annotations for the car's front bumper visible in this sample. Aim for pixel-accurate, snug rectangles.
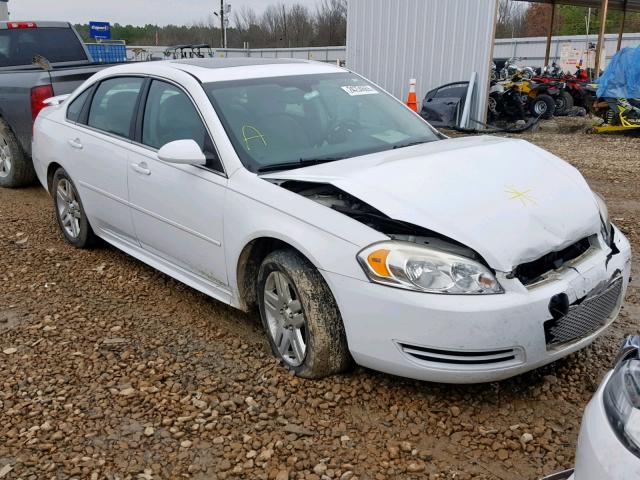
[541,469,575,480]
[324,228,632,384]
[570,372,640,479]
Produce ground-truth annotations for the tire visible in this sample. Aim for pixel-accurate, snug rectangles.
[51,168,97,248]
[257,249,351,378]
[488,92,500,115]
[554,91,574,116]
[530,94,556,119]
[0,118,36,188]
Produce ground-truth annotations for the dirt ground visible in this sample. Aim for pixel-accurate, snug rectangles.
[0,126,639,480]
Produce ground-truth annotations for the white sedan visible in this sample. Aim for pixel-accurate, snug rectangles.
[543,336,640,480]
[32,58,632,383]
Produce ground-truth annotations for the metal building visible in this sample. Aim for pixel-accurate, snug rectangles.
[346,0,499,125]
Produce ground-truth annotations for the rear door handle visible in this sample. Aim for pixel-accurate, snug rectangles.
[130,162,151,176]
[68,138,83,149]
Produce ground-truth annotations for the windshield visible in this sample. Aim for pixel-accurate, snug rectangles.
[204,73,440,173]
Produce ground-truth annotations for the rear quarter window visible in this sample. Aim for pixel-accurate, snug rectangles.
[66,88,92,123]
[0,27,88,67]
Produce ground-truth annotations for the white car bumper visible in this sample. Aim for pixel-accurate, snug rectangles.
[325,229,632,384]
[570,372,640,479]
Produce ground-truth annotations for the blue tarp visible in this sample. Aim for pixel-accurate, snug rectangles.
[597,46,640,98]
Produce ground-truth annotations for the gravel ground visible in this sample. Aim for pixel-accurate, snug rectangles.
[1,127,639,480]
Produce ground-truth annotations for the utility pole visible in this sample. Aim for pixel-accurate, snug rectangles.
[214,1,229,49]
[220,0,225,49]
[282,4,289,48]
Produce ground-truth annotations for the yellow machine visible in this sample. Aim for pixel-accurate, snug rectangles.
[593,99,640,133]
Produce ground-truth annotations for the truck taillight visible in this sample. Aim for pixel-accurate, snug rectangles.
[8,22,37,29]
[31,84,54,122]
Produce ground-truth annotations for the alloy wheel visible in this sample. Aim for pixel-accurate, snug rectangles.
[0,135,12,178]
[263,271,307,367]
[55,179,82,239]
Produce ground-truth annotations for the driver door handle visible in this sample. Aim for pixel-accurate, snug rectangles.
[68,138,83,150]
[130,162,151,176]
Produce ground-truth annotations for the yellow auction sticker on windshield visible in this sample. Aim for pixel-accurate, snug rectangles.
[341,85,379,96]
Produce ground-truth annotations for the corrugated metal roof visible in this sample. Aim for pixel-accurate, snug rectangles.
[515,0,640,13]
[347,0,498,124]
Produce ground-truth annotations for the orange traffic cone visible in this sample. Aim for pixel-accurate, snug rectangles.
[406,78,418,112]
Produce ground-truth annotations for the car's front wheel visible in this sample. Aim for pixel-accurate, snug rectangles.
[52,168,97,248]
[257,249,351,378]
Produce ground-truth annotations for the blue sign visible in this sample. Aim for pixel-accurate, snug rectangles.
[89,22,111,40]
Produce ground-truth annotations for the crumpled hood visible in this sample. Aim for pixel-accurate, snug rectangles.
[265,136,601,272]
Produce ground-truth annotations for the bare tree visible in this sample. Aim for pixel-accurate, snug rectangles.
[113,1,349,49]
[234,5,259,32]
[288,4,314,47]
[496,0,528,39]
[314,0,347,46]
[262,4,285,47]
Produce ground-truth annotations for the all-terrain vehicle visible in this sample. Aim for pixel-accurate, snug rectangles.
[488,81,526,122]
[592,98,640,133]
[504,75,562,119]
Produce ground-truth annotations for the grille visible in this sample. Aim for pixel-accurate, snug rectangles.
[544,277,623,348]
[398,343,522,366]
[514,237,592,286]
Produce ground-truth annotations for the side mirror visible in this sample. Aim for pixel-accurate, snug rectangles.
[157,139,206,166]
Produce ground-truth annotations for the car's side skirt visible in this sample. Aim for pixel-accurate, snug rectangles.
[96,227,235,308]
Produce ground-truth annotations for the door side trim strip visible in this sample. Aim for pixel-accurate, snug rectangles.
[77,180,222,247]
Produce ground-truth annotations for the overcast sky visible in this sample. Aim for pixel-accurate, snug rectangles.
[8,0,321,27]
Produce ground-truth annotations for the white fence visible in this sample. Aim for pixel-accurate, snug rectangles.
[128,32,640,67]
[494,32,640,67]
[126,45,347,63]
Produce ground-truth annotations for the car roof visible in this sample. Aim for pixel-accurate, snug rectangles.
[171,58,310,69]
[95,58,346,84]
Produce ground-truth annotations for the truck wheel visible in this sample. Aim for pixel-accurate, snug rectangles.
[257,249,352,379]
[530,94,556,119]
[52,168,97,248]
[0,118,35,188]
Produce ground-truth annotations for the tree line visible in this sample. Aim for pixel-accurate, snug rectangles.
[75,0,347,48]
[74,0,640,48]
[497,1,640,39]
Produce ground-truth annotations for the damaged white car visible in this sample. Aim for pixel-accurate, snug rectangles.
[32,59,632,383]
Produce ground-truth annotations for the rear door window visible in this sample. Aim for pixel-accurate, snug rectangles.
[0,27,88,67]
[88,77,144,139]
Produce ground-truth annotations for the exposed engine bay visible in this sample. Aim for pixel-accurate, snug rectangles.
[276,180,480,261]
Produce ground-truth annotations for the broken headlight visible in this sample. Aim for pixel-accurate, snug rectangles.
[603,358,640,457]
[594,191,613,245]
[357,241,503,294]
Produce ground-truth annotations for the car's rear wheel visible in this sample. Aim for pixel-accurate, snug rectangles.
[52,168,97,248]
[0,118,35,188]
[257,249,351,378]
